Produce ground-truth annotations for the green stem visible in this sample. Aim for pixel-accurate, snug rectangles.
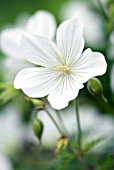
[79,159,89,170]
[75,99,82,152]
[97,0,108,20]
[74,100,90,170]
[45,109,63,135]
[101,94,108,103]
[55,110,69,136]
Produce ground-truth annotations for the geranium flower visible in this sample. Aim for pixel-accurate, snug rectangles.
[0,10,56,80]
[0,10,56,59]
[14,18,107,110]
[60,1,105,48]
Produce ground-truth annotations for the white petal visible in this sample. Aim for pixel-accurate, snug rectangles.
[0,28,24,60]
[56,18,84,65]
[14,67,59,98]
[71,48,107,83]
[26,10,57,39]
[21,34,62,68]
[48,74,83,110]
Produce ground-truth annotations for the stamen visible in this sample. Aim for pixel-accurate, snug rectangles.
[56,63,70,75]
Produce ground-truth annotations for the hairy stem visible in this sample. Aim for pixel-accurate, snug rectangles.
[45,109,63,135]
[74,100,90,170]
[75,99,82,152]
[55,110,69,136]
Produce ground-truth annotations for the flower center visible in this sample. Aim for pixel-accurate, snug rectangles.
[56,64,70,75]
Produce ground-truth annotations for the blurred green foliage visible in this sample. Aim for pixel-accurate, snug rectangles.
[0,0,69,28]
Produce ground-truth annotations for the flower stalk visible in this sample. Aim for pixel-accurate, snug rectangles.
[74,100,90,170]
[75,99,82,152]
[45,109,63,135]
[55,110,70,136]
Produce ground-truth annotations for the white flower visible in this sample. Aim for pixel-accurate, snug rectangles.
[0,154,13,170]
[0,10,56,59]
[0,10,57,80]
[0,106,23,155]
[0,104,38,155]
[60,1,105,48]
[14,18,107,110]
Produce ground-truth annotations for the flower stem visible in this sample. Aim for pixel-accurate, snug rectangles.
[97,0,108,20]
[55,110,69,136]
[45,109,63,135]
[75,99,82,152]
[74,100,90,170]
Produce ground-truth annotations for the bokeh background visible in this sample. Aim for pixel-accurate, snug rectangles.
[0,0,114,170]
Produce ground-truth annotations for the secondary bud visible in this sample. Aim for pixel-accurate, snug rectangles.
[32,118,44,140]
[31,99,44,107]
[87,78,103,96]
[55,136,68,153]
[87,78,107,102]
[25,97,44,107]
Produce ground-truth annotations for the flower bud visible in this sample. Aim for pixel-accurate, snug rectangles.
[31,99,44,107]
[87,78,107,102]
[55,136,69,153]
[25,97,44,107]
[32,118,44,140]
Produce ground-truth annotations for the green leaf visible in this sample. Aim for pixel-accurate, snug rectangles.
[83,136,106,153]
